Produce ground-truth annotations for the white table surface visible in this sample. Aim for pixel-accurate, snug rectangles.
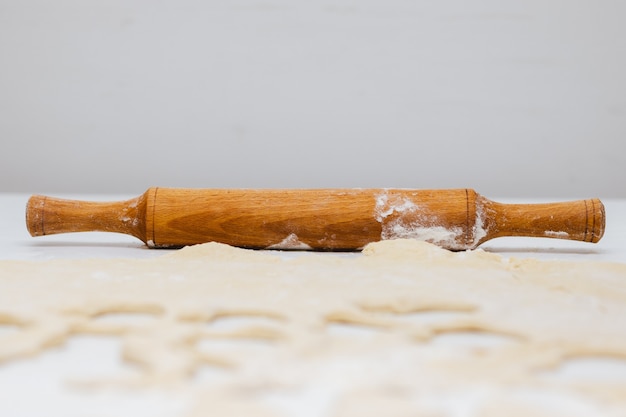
[1,193,626,417]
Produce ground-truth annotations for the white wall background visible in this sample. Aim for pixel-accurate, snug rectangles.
[1,0,624,197]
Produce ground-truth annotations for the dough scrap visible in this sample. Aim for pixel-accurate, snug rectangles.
[1,239,626,416]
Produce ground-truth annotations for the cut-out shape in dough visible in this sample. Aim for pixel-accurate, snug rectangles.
[325,311,393,330]
[196,338,276,357]
[542,355,626,382]
[375,310,475,327]
[358,302,477,328]
[193,364,233,384]
[0,323,20,338]
[428,329,521,350]
[62,335,141,380]
[0,314,25,338]
[92,312,160,326]
[206,314,284,332]
[326,322,387,338]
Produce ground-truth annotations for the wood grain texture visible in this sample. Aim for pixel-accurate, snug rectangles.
[26,188,605,251]
[26,194,148,242]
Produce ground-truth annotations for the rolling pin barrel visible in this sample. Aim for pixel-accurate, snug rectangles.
[25,188,605,251]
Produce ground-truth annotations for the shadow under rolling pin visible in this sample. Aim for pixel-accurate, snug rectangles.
[25,188,605,251]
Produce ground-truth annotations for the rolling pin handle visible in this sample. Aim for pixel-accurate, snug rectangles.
[25,194,148,242]
[482,197,605,244]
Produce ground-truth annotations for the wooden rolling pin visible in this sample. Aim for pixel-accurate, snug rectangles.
[25,188,605,251]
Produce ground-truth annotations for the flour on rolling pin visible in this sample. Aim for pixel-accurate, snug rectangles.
[266,233,313,250]
[25,188,605,251]
[374,190,488,250]
[544,230,570,238]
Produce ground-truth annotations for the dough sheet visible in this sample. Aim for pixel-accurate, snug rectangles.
[1,240,625,416]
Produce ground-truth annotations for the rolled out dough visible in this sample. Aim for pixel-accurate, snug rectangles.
[1,239,626,416]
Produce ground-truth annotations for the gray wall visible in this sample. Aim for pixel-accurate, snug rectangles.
[1,0,624,197]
